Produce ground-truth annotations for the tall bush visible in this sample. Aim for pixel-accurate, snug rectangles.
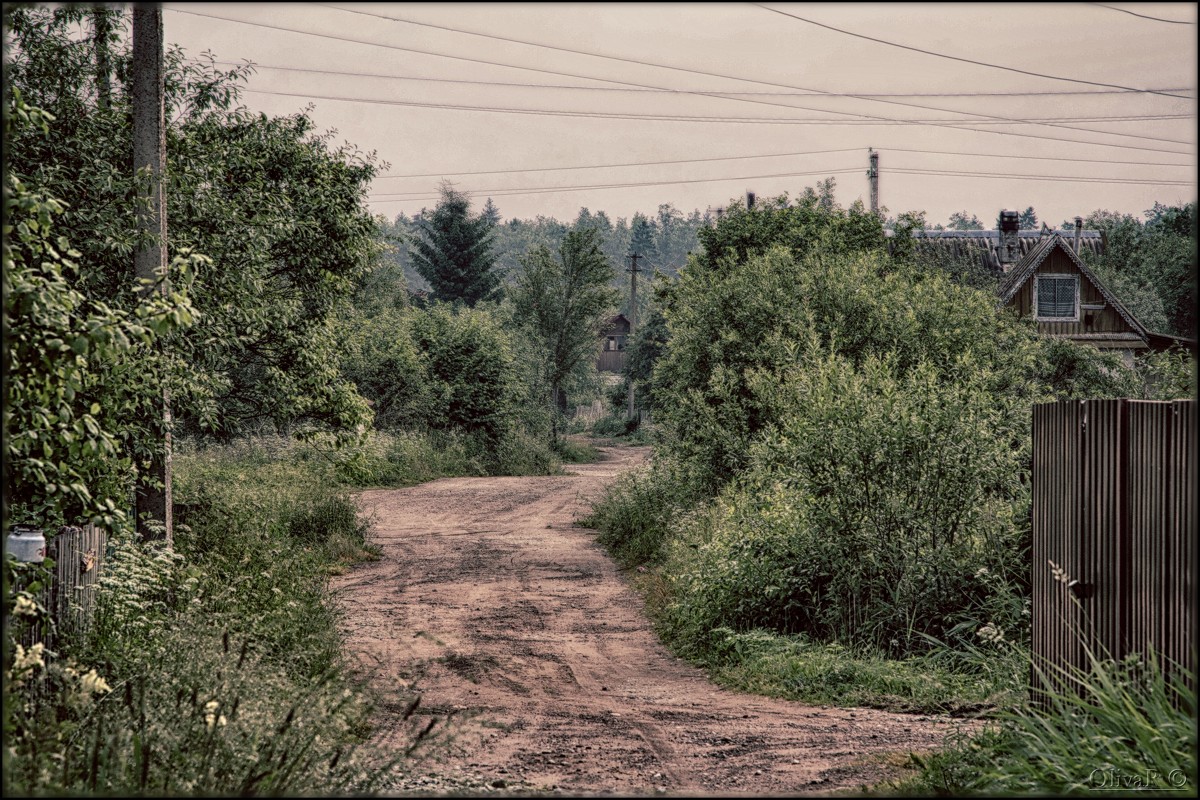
[665,350,1030,657]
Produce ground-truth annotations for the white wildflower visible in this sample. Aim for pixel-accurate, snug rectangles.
[11,643,46,674]
[13,594,38,617]
[974,567,989,579]
[78,669,111,696]
[204,700,227,729]
[976,623,1006,645]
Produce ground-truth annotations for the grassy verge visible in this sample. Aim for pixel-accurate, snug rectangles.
[620,566,1024,717]
[3,427,537,796]
[879,649,1196,796]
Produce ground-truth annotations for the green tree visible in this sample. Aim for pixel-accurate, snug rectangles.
[623,275,672,412]
[407,305,520,446]
[947,210,984,230]
[1019,206,1039,230]
[409,184,503,306]
[3,92,201,529]
[4,6,379,442]
[628,212,658,268]
[1078,203,1197,338]
[481,197,502,226]
[512,228,618,446]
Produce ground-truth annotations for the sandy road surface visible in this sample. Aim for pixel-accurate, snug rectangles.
[334,445,971,796]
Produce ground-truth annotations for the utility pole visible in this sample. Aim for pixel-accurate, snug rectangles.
[868,148,879,215]
[132,4,172,545]
[93,6,112,110]
[626,252,642,421]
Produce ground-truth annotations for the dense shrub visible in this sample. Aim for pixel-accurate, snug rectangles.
[583,457,701,567]
[663,352,1030,657]
[407,304,521,447]
[653,246,1043,496]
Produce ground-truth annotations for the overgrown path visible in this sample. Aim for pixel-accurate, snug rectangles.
[336,444,969,795]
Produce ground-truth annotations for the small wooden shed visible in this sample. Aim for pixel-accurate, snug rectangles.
[997,233,1158,364]
[598,314,630,373]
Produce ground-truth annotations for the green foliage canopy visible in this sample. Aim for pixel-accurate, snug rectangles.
[3,92,201,527]
[4,5,379,442]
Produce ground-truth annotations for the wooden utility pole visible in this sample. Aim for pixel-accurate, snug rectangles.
[132,4,172,545]
[92,6,112,110]
[626,253,642,420]
[868,148,879,214]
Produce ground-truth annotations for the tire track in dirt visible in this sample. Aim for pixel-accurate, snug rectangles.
[334,444,975,795]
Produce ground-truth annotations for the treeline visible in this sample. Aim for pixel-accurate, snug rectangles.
[381,198,710,306]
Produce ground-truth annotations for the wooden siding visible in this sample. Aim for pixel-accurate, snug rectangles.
[1032,399,1195,702]
[1009,248,1137,337]
[597,350,627,373]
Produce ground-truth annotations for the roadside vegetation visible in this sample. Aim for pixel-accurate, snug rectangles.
[583,186,1196,793]
[4,5,1195,796]
[2,6,604,795]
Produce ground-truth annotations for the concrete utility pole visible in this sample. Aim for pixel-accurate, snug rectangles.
[868,148,879,214]
[132,4,172,545]
[626,253,642,420]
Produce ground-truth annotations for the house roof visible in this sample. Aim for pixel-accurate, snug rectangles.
[885,228,1105,266]
[997,233,1148,340]
[602,313,631,333]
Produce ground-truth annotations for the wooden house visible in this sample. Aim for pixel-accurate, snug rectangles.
[598,314,630,373]
[997,231,1178,364]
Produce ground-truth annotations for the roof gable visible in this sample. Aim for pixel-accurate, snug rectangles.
[997,233,1148,339]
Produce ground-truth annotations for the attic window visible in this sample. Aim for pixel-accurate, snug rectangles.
[1035,274,1079,321]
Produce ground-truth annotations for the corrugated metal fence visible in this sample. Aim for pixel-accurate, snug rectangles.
[1032,399,1195,699]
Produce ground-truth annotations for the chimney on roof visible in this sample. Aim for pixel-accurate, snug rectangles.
[746,190,756,210]
[1074,216,1083,253]
[997,209,1020,271]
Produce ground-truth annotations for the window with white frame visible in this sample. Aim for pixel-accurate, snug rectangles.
[1035,274,1079,321]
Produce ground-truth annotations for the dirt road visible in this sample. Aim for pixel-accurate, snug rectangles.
[335,444,970,795]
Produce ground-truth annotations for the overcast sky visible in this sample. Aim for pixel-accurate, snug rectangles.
[160,3,1198,227]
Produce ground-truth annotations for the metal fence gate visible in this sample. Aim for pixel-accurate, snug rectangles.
[1032,398,1195,698]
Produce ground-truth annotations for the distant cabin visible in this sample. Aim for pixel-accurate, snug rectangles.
[997,232,1187,364]
[598,313,630,373]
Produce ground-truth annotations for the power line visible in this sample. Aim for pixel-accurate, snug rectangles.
[207,59,1195,98]
[752,3,1192,99]
[312,3,1196,148]
[366,163,1193,205]
[890,167,1193,185]
[374,145,1192,181]
[169,8,1195,156]
[1088,3,1196,24]
[885,145,1193,169]
[376,147,863,179]
[239,87,1193,127]
[368,166,867,199]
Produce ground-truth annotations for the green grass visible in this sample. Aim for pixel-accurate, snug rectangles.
[881,646,1196,796]
[554,435,602,464]
[684,627,1025,715]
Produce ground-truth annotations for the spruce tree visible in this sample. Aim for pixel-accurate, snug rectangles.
[410,185,502,306]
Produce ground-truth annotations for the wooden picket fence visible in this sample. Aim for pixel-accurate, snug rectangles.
[15,524,108,653]
[1031,398,1195,700]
